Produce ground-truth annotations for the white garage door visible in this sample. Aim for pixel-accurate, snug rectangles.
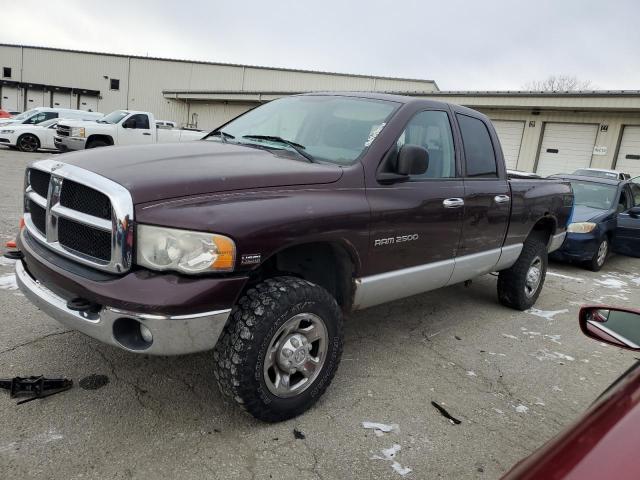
[536,123,598,177]
[615,126,640,178]
[78,95,99,112]
[1,86,20,111]
[492,120,525,169]
[52,91,72,108]
[26,89,46,108]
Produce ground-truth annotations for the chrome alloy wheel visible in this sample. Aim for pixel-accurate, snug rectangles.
[263,312,328,398]
[596,240,608,266]
[524,256,543,298]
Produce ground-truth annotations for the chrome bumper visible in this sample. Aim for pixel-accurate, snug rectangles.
[54,135,86,151]
[548,232,567,253]
[16,260,231,355]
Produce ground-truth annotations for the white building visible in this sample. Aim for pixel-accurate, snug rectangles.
[2,44,640,176]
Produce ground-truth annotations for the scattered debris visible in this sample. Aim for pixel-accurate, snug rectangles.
[514,404,529,413]
[362,422,399,437]
[431,401,462,425]
[293,428,305,440]
[552,386,563,392]
[372,444,412,477]
[525,308,568,321]
[0,376,73,404]
[531,349,575,362]
[79,374,110,390]
[466,371,477,377]
[455,335,462,341]
[493,408,504,415]
[502,333,518,340]
[0,256,17,266]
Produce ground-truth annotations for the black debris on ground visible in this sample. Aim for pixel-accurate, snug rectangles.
[293,428,305,440]
[431,401,462,425]
[78,374,110,390]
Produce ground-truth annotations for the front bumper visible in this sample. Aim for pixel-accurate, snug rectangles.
[54,135,86,151]
[550,232,600,262]
[16,260,232,355]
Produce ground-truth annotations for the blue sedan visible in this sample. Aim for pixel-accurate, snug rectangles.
[550,174,640,271]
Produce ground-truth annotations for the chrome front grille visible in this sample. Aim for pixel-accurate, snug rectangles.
[23,159,134,273]
[56,125,70,137]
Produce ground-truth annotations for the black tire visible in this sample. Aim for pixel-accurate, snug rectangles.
[585,237,608,272]
[497,236,548,311]
[86,139,108,149]
[213,276,344,422]
[17,134,40,152]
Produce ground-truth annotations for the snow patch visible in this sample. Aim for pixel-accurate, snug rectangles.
[547,271,584,282]
[362,422,399,436]
[525,308,568,321]
[493,408,504,415]
[595,277,628,289]
[0,274,18,290]
[514,405,529,413]
[0,256,17,266]
[552,385,563,392]
[531,348,575,362]
[466,371,477,377]
[502,333,518,340]
[372,444,412,477]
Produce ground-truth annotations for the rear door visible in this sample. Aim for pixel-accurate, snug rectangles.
[118,114,153,145]
[452,113,510,283]
[536,123,598,176]
[613,182,640,257]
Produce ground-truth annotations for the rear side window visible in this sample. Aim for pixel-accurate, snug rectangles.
[631,183,640,206]
[457,114,498,177]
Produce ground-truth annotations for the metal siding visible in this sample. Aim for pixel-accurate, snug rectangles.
[243,67,376,92]
[187,102,254,130]
[615,126,640,177]
[189,63,244,90]
[0,45,22,81]
[536,123,598,176]
[491,120,525,169]
[373,78,437,92]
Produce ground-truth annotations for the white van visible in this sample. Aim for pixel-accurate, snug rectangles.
[0,107,103,127]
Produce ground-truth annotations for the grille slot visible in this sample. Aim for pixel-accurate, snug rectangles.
[28,200,47,235]
[56,125,70,137]
[29,169,51,198]
[58,217,111,261]
[60,180,112,220]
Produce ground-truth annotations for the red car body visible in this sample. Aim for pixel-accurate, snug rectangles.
[0,109,12,118]
[503,307,640,480]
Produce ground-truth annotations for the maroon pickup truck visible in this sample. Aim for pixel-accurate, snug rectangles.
[13,93,572,421]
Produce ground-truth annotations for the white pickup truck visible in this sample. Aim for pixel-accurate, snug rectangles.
[54,110,206,151]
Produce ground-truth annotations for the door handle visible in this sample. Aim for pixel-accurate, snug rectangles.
[142,132,151,136]
[443,198,465,208]
[494,195,511,204]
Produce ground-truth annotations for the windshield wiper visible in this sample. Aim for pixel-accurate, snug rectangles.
[207,130,235,143]
[241,135,314,162]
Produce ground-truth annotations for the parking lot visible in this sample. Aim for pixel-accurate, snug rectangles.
[1,146,639,479]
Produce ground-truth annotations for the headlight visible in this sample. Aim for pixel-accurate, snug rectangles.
[70,127,85,138]
[136,224,235,274]
[567,222,597,233]
[0,129,14,134]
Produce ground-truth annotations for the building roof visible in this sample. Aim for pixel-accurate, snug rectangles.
[1,43,438,87]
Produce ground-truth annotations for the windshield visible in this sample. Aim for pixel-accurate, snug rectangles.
[11,109,38,121]
[570,181,618,210]
[573,169,619,180]
[99,110,130,124]
[207,96,398,165]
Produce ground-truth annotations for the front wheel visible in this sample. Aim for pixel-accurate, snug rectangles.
[17,134,40,152]
[586,238,608,272]
[497,236,548,311]
[213,276,344,422]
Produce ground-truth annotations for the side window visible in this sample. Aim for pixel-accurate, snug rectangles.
[396,110,456,178]
[44,112,58,120]
[457,114,498,177]
[618,188,631,213]
[125,114,150,129]
[25,113,46,124]
[630,183,640,206]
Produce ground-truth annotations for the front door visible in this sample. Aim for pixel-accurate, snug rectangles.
[613,182,640,257]
[360,109,464,308]
[118,114,153,146]
[452,113,510,284]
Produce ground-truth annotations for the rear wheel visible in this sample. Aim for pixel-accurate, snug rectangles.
[586,238,608,272]
[497,236,548,311]
[17,134,40,152]
[213,276,344,422]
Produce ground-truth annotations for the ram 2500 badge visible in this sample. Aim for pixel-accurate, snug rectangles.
[13,93,573,421]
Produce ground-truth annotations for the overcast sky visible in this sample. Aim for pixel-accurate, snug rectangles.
[3,0,639,90]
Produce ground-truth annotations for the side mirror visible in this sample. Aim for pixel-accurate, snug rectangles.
[628,206,640,218]
[397,144,429,176]
[579,306,640,351]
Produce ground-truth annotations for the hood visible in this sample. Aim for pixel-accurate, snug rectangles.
[0,119,18,126]
[59,119,108,128]
[1,123,45,131]
[62,141,344,204]
[570,204,610,223]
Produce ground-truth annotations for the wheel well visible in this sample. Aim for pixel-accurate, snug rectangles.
[87,134,114,146]
[255,242,355,311]
[17,133,40,145]
[528,216,556,245]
